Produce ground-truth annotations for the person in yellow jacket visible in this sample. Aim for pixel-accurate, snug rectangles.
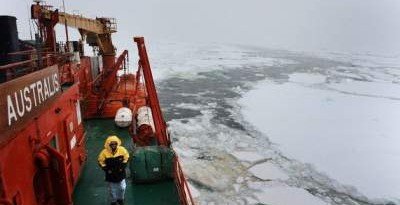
[98,135,130,205]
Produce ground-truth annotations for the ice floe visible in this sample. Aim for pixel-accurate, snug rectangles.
[239,72,400,200]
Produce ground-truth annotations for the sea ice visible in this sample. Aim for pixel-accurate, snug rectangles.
[231,151,265,163]
[254,186,329,205]
[289,73,326,84]
[239,72,400,200]
[248,162,289,181]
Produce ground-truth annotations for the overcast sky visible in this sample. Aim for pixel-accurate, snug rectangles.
[2,0,400,55]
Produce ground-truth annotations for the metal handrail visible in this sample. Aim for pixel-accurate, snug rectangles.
[174,157,195,205]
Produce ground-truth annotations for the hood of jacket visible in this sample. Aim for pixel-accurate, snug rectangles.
[104,135,122,151]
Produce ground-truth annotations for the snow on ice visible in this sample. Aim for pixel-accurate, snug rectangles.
[239,72,400,200]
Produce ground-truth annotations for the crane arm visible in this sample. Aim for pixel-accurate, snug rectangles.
[58,12,112,34]
[31,4,116,55]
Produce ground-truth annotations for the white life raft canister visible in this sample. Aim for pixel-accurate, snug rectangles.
[115,107,133,127]
[137,106,155,132]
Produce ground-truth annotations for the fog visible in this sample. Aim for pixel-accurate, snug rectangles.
[2,0,400,55]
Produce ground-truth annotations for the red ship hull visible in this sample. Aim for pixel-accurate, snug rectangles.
[0,66,85,204]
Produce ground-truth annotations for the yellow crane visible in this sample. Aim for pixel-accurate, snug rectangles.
[31,3,117,69]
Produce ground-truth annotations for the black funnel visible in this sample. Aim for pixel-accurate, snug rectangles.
[0,16,20,83]
[0,15,19,66]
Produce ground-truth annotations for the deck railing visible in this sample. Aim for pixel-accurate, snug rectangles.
[174,157,195,205]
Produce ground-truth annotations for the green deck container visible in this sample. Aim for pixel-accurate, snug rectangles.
[144,146,163,180]
[130,146,175,183]
[130,147,149,181]
[160,146,175,178]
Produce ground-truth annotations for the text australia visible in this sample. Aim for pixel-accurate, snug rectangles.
[7,73,60,126]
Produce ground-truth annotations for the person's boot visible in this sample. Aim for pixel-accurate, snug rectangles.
[117,199,124,205]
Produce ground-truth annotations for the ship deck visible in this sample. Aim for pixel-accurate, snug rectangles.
[73,119,180,205]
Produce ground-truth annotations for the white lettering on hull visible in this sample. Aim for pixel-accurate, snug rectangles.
[6,73,61,126]
[7,95,17,126]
